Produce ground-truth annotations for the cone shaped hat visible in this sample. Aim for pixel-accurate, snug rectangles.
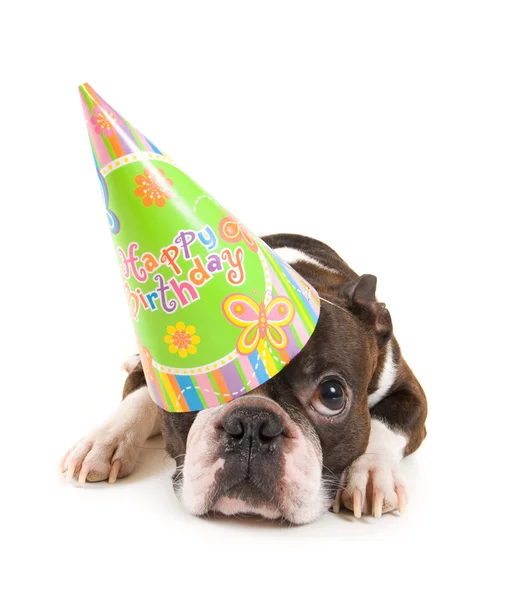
[79,83,320,412]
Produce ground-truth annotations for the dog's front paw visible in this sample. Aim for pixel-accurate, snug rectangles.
[332,454,407,518]
[60,427,139,485]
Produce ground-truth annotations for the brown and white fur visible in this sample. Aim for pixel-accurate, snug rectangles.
[61,234,427,524]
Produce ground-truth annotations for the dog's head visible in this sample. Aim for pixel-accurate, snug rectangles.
[161,260,393,524]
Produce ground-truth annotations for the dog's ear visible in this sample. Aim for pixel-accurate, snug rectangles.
[340,274,393,347]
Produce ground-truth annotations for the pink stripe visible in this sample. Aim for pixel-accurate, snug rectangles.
[291,309,309,343]
[271,273,309,343]
[135,128,154,152]
[81,93,111,167]
[194,373,222,408]
[238,354,255,386]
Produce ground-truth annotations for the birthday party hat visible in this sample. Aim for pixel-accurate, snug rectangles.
[79,83,320,412]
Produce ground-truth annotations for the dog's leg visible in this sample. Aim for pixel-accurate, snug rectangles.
[334,363,427,518]
[61,358,160,484]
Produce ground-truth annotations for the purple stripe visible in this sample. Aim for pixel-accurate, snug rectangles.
[113,119,143,156]
[149,380,165,410]
[220,361,245,396]
[283,325,300,358]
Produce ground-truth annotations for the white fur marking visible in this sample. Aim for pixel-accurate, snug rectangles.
[368,342,397,408]
[274,246,339,274]
[122,355,141,373]
[367,418,407,461]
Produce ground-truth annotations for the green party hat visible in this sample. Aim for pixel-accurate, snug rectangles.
[79,83,320,412]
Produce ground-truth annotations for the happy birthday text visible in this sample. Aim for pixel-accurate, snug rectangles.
[119,225,245,320]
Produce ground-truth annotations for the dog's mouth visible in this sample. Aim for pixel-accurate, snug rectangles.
[212,496,282,521]
[174,397,331,524]
[203,475,281,520]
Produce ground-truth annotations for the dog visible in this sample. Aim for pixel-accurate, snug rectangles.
[61,233,427,524]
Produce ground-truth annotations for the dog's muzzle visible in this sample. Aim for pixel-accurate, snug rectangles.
[176,395,330,524]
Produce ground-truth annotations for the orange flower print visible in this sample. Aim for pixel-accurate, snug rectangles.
[219,215,258,252]
[134,168,173,207]
[164,322,201,358]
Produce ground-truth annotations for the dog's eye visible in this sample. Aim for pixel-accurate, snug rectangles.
[311,379,347,417]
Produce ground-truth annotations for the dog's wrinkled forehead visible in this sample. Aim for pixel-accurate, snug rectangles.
[278,300,374,389]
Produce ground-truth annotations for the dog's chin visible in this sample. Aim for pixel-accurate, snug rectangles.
[174,398,331,525]
[175,475,330,525]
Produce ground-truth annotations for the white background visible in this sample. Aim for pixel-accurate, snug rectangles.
[1,1,511,598]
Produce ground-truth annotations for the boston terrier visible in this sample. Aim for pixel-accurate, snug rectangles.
[61,233,427,524]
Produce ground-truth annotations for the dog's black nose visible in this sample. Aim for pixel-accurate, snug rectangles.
[222,406,283,443]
